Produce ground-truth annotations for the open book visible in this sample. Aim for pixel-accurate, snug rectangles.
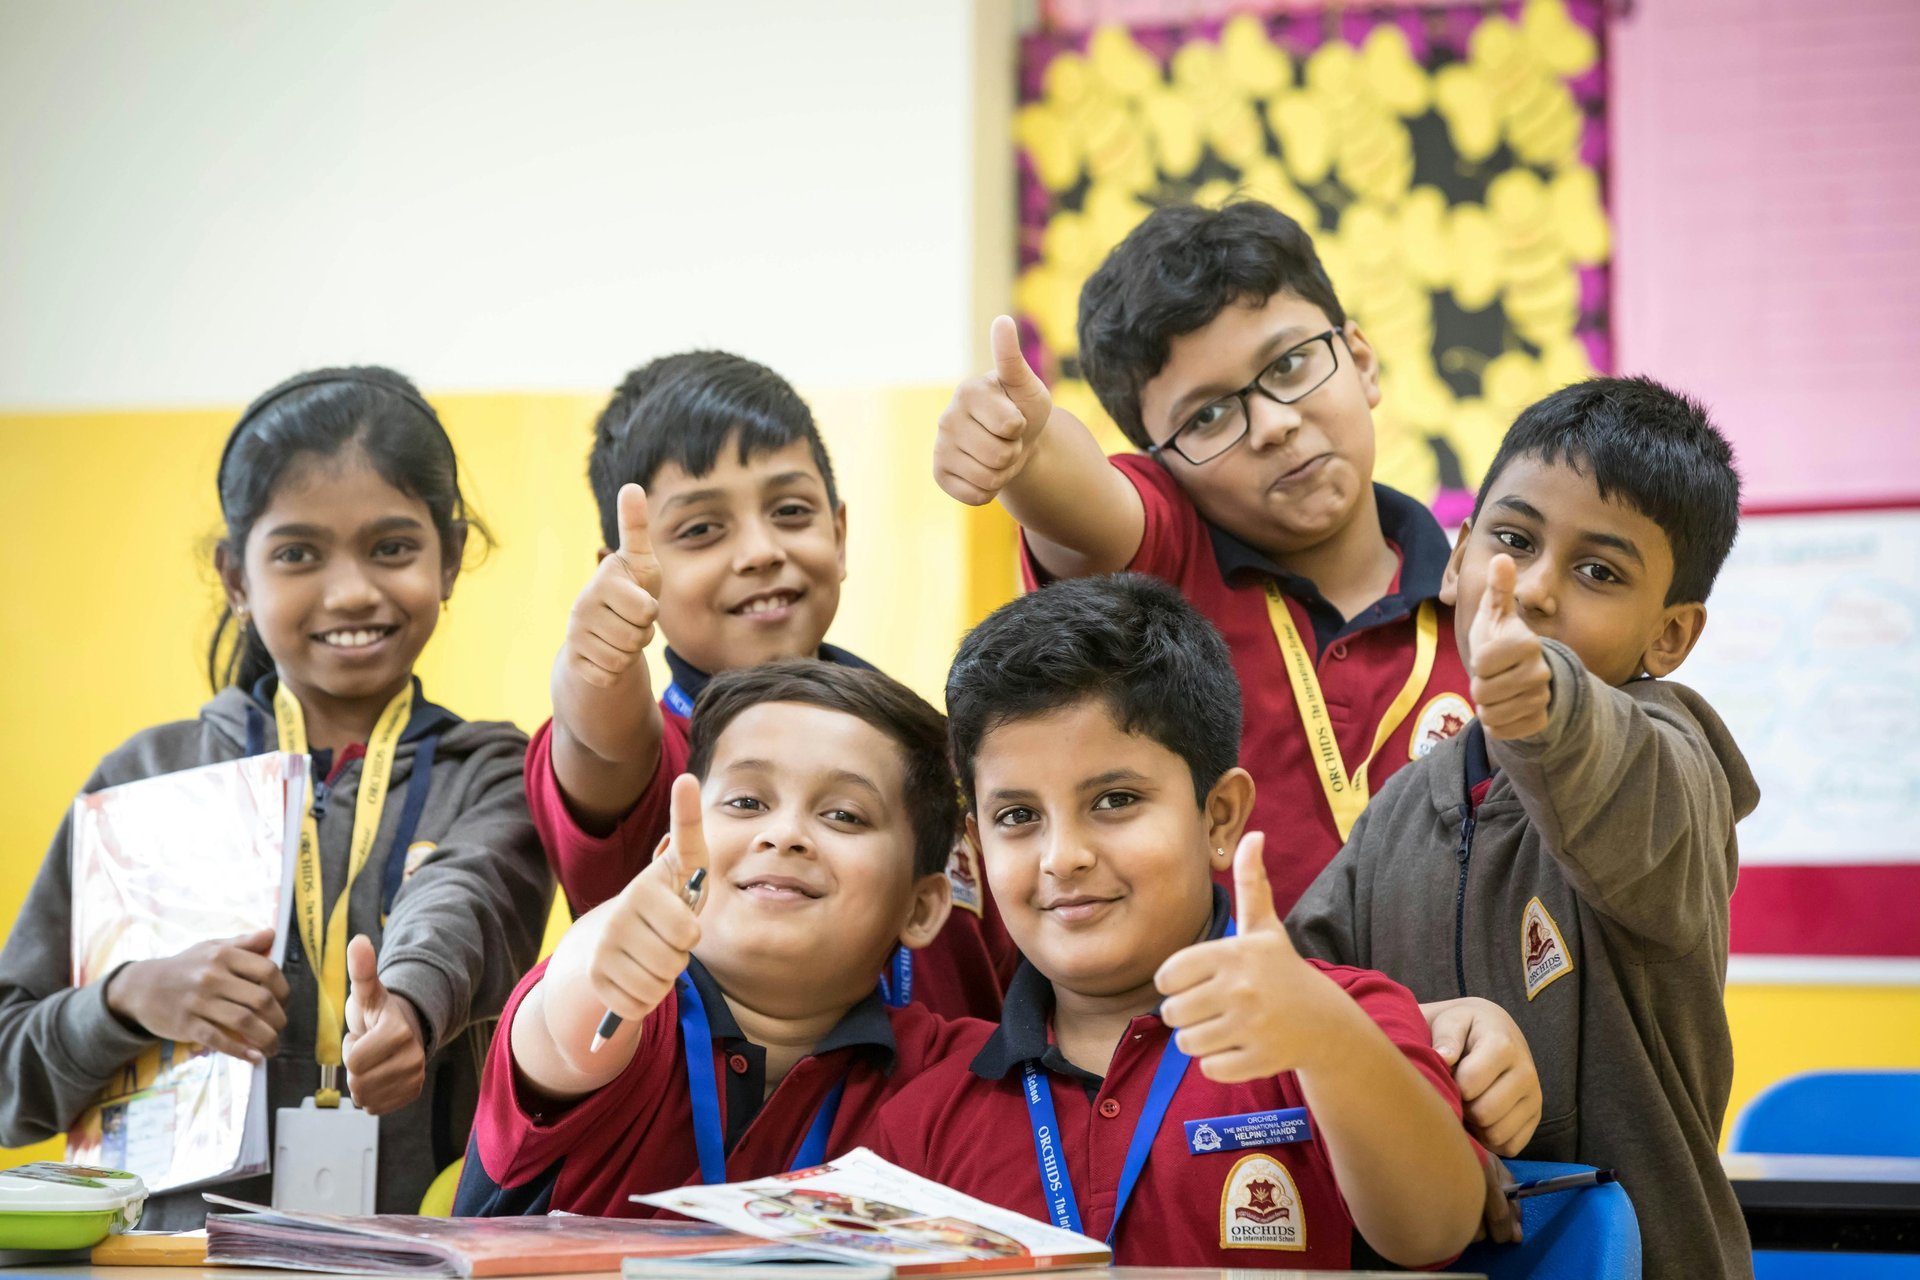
[627,1149,1110,1277]
[201,1196,759,1277]
[65,753,303,1194]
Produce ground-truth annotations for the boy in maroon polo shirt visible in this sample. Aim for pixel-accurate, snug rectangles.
[871,576,1488,1269]
[458,662,981,1217]
[536,352,1012,1019]
[933,201,1472,917]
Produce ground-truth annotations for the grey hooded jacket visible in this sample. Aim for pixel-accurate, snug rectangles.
[0,683,552,1227]
[1289,639,1760,1279]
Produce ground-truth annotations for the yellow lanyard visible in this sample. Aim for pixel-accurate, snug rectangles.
[274,682,413,1106]
[1265,587,1437,840]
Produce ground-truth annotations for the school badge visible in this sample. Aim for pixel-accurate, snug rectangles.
[402,840,438,882]
[1191,1123,1223,1153]
[1521,896,1574,1000]
[1220,1154,1305,1251]
[1411,693,1473,760]
[945,839,984,917]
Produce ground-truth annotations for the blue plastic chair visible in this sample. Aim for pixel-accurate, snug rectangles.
[1456,1159,1640,1280]
[1730,1070,1920,1279]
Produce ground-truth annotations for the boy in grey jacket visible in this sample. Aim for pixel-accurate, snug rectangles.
[1289,376,1759,1279]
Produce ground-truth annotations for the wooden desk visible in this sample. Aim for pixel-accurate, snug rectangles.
[21,1269,1485,1278]
[1724,1152,1920,1254]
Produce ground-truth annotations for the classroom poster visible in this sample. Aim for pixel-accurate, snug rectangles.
[1681,505,1920,982]
[1015,0,1610,519]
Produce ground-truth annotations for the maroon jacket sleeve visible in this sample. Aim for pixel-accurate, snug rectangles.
[1017,452,1198,588]
[525,717,687,914]
[469,958,682,1188]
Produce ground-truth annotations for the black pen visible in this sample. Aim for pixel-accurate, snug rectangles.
[589,866,706,1053]
[1503,1168,1617,1199]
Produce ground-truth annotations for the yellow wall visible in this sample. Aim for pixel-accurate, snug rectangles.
[2,394,1912,1172]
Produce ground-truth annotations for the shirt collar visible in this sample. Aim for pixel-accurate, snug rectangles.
[969,885,1232,1082]
[662,643,876,716]
[1209,483,1454,638]
[245,674,460,747]
[684,955,898,1072]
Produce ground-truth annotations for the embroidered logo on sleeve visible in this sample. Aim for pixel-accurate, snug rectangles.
[1411,693,1473,760]
[1521,896,1574,1000]
[403,840,438,882]
[945,840,984,917]
[1220,1154,1306,1251]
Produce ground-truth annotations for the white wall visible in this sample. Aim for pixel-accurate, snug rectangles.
[0,0,981,407]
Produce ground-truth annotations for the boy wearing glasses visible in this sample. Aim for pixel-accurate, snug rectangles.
[933,200,1473,919]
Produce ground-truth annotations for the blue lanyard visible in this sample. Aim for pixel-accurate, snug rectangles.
[1022,1042,1189,1244]
[876,946,913,1009]
[676,973,846,1184]
[1021,918,1232,1244]
[663,681,696,720]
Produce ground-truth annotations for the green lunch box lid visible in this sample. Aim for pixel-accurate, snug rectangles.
[0,1162,147,1221]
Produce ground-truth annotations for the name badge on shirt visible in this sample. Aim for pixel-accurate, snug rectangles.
[1185,1107,1312,1155]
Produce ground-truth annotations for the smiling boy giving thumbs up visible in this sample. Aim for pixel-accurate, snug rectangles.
[1288,377,1760,1278]
[868,574,1487,1270]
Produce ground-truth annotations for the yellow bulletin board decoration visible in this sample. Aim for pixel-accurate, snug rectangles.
[1014,0,1611,521]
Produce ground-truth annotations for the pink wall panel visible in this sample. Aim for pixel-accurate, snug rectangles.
[1610,0,1920,503]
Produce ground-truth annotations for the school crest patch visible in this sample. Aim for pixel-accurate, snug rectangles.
[403,840,438,881]
[1219,1154,1305,1251]
[1411,693,1474,760]
[1521,896,1574,1000]
[945,840,984,917]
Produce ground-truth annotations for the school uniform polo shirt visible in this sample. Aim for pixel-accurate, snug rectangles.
[1022,454,1473,914]
[868,889,1466,1268]
[525,645,1017,1020]
[457,955,980,1218]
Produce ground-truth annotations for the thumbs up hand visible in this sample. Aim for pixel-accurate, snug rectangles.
[1156,835,1349,1083]
[933,316,1055,506]
[565,774,710,1033]
[1468,554,1552,740]
[342,934,427,1115]
[565,483,664,692]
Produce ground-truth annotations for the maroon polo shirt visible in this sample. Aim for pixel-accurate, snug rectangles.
[1023,454,1473,914]
[526,645,1017,1021]
[457,956,985,1218]
[868,892,1467,1268]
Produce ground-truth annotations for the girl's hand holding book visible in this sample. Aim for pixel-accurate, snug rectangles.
[103,927,289,1064]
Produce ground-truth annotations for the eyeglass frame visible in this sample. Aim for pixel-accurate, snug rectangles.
[1145,328,1346,467]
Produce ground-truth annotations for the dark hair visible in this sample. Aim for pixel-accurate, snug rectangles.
[588,351,838,550]
[1078,200,1348,449]
[686,661,956,879]
[1472,376,1742,605]
[208,366,486,691]
[946,574,1242,807]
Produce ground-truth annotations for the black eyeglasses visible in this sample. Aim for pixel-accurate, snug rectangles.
[1147,329,1344,466]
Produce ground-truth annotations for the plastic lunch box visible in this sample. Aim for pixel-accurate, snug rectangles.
[0,1162,147,1250]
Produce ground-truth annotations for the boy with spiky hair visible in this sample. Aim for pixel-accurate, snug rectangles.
[537,352,1012,1019]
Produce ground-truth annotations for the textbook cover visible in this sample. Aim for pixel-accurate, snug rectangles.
[628,1148,1110,1277]
[65,753,303,1194]
[201,1197,757,1277]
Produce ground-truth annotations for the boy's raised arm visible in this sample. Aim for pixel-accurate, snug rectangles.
[510,775,708,1100]
[1158,837,1482,1267]
[1470,557,1746,952]
[933,316,1146,578]
[550,482,669,832]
